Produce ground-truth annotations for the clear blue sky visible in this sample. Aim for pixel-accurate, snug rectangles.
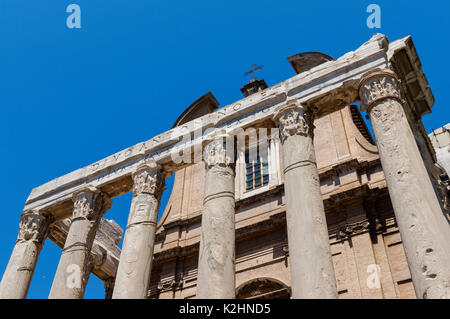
[0,1,449,299]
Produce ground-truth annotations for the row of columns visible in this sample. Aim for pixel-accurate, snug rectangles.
[1,69,449,299]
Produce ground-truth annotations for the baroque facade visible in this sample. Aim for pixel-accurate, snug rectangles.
[1,33,450,299]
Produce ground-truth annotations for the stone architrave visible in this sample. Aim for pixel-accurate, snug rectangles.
[274,101,338,299]
[359,69,450,299]
[112,161,164,299]
[0,211,52,299]
[196,135,236,299]
[48,187,111,299]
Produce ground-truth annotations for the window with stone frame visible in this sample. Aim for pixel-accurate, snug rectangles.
[235,134,281,200]
[245,147,269,192]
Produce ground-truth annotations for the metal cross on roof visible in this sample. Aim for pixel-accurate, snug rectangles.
[244,64,264,79]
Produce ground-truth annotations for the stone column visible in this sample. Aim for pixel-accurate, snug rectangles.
[112,161,164,299]
[104,278,115,299]
[359,69,450,299]
[0,210,52,299]
[196,135,236,299]
[48,186,111,299]
[274,101,338,299]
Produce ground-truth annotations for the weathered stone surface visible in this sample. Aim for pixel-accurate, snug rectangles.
[359,69,450,299]
[2,34,444,300]
[48,187,111,299]
[49,218,122,281]
[196,136,236,299]
[113,162,164,299]
[0,211,52,299]
[274,101,338,298]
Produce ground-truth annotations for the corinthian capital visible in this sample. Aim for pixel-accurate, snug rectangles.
[72,186,112,220]
[203,134,235,170]
[274,101,314,143]
[359,69,402,112]
[132,161,164,197]
[17,210,53,244]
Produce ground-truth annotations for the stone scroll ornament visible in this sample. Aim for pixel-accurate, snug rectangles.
[17,211,52,244]
[275,102,315,143]
[358,69,403,112]
[72,187,112,221]
[132,161,164,198]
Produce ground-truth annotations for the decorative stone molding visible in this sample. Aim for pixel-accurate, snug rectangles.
[154,212,287,263]
[273,101,314,143]
[236,278,290,299]
[359,69,402,112]
[132,161,164,197]
[17,210,52,244]
[157,278,183,293]
[337,221,370,239]
[72,187,112,220]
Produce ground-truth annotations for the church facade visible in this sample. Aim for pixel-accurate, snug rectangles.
[1,34,449,299]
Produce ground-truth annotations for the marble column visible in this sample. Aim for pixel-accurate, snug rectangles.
[274,101,338,299]
[0,210,52,299]
[112,161,164,299]
[196,135,236,299]
[48,186,111,299]
[359,69,450,299]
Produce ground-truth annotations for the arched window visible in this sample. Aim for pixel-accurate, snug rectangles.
[236,278,290,299]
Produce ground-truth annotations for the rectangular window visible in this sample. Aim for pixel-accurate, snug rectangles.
[245,148,269,191]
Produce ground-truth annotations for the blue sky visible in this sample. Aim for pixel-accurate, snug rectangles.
[0,1,449,299]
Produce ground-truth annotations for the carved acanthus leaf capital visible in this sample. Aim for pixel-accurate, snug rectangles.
[274,101,314,143]
[72,187,111,220]
[203,134,235,169]
[359,69,402,112]
[133,161,164,197]
[17,210,53,244]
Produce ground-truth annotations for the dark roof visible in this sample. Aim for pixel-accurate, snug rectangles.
[287,52,335,74]
[171,92,219,128]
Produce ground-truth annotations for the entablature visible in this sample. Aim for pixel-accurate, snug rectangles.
[23,34,432,222]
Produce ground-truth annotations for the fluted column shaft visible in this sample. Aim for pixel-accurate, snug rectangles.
[112,162,164,299]
[0,211,52,299]
[196,136,236,299]
[359,69,450,299]
[275,102,337,299]
[49,187,111,299]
